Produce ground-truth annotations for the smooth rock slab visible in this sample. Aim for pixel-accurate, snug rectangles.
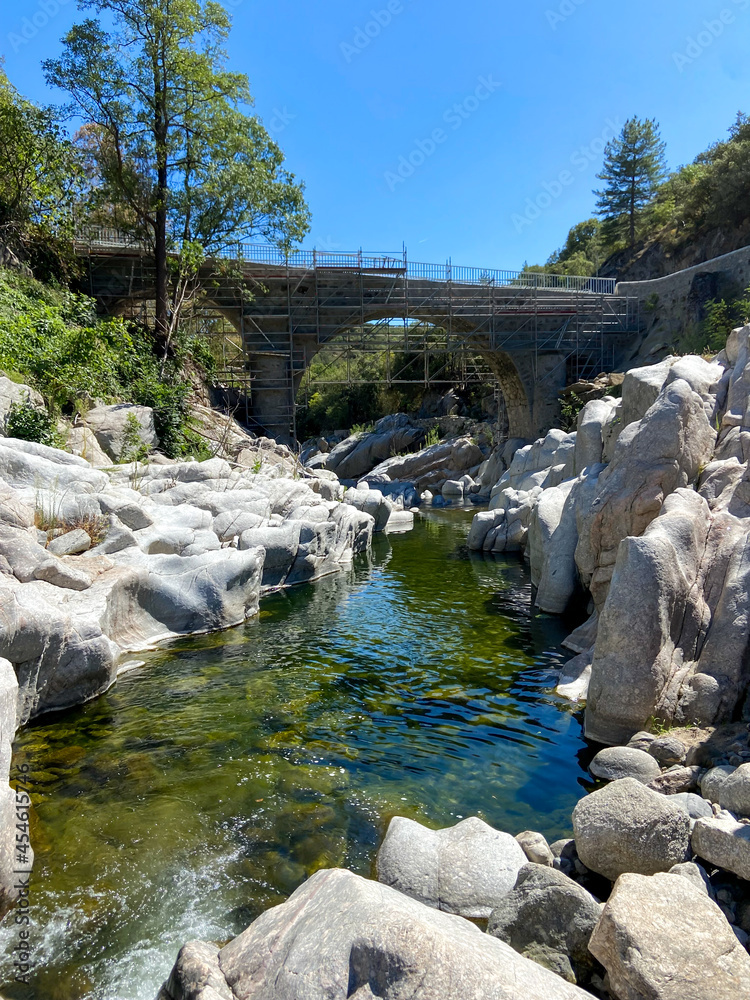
[572,778,690,880]
[692,814,750,881]
[589,746,661,784]
[376,815,526,919]
[162,868,593,1000]
[487,863,603,985]
[588,871,750,1000]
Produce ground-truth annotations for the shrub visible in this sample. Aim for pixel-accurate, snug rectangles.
[4,397,57,445]
[559,391,586,432]
[424,425,441,447]
[0,268,201,459]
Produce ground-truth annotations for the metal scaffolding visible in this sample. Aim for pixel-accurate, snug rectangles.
[75,229,641,441]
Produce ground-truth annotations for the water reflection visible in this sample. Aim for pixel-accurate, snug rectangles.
[0,508,591,1000]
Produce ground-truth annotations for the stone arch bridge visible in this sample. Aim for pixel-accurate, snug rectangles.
[76,232,641,443]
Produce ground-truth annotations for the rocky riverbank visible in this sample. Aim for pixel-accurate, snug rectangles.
[470,332,750,745]
[0,392,429,919]
[8,326,750,998]
[159,746,750,999]
[157,330,750,999]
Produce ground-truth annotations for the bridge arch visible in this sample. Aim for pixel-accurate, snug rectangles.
[77,238,639,444]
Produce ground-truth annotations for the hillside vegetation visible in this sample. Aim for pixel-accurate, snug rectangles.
[0,268,214,456]
[526,112,750,282]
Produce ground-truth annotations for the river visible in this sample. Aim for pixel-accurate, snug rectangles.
[0,507,594,999]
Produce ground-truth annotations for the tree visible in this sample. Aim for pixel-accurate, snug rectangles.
[0,67,80,279]
[44,0,310,348]
[594,117,667,249]
[546,218,605,276]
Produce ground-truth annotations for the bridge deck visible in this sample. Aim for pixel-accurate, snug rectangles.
[75,228,618,295]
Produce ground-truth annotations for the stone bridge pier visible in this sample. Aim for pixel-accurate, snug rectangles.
[239,335,569,446]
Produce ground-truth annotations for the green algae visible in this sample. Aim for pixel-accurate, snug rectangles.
[0,508,592,1000]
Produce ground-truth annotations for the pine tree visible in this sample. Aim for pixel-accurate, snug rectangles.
[594,117,667,249]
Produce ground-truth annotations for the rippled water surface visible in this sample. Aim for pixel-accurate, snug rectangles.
[0,508,594,999]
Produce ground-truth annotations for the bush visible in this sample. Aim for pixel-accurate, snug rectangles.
[4,397,57,445]
[0,268,202,458]
[559,391,586,432]
[676,284,750,355]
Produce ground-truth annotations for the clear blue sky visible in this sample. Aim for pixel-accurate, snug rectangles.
[1,0,749,270]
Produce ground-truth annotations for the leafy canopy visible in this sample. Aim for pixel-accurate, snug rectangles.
[0,67,81,280]
[44,0,310,338]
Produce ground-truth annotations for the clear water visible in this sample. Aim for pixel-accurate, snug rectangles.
[0,508,594,1000]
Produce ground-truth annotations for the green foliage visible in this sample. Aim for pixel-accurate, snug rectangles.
[559,391,586,432]
[681,285,750,355]
[0,67,80,282]
[595,117,668,248]
[297,348,387,437]
[526,110,750,282]
[119,413,149,464]
[296,324,495,438]
[4,397,57,446]
[180,426,215,462]
[545,219,606,277]
[644,292,660,313]
[703,298,745,352]
[0,267,201,457]
[181,334,218,381]
[424,425,441,447]
[45,0,310,338]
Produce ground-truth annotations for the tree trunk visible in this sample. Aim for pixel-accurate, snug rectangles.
[155,165,169,342]
[153,37,169,344]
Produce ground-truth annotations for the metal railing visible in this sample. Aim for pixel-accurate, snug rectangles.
[74,226,617,295]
